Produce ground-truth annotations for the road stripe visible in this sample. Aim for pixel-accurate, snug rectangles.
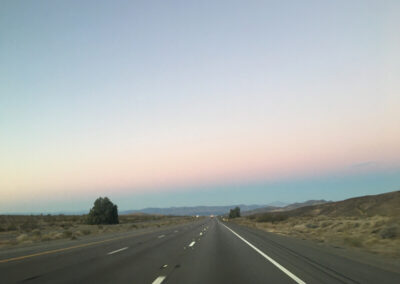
[107,247,128,255]
[152,276,166,284]
[188,241,196,247]
[158,234,165,238]
[220,222,306,284]
[0,236,126,263]
[0,230,158,263]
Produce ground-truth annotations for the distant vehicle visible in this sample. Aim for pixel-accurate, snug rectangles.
[210,215,214,218]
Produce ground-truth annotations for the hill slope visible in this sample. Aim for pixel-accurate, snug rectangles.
[237,190,400,258]
[282,190,400,218]
[243,200,330,216]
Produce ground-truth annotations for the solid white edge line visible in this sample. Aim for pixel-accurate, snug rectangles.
[107,247,128,255]
[220,222,306,284]
[188,241,196,247]
[152,275,166,284]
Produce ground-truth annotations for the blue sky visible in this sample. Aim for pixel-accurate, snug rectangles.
[1,1,399,213]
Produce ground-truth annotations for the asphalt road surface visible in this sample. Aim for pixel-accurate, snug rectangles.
[1,218,399,284]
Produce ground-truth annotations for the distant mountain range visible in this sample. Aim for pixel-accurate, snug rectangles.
[242,200,330,216]
[3,200,331,216]
[4,191,397,217]
[120,204,268,216]
[0,202,286,216]
[120,200,332,216]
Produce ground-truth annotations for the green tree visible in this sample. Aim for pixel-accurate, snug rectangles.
[87,197,119,225]
[229,206,241,218]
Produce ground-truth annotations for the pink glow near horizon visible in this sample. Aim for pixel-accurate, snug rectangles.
[2,118,399,202]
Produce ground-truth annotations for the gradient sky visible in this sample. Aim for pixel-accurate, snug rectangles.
[1,0,400,213]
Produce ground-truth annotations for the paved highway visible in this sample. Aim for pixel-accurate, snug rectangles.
[1,218,399,283]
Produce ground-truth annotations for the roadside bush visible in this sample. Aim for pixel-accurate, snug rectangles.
[62,230,73,238]
[31,229,41,237]
[306,223,319,229]
[60,223,72,229]
[41,235,52,242]
[256,213,288,223]
[380,225,399,239]
[247,215,256,220]
[19,221,39,232]
[229,207,241,219]
[321,221,332,228]
[87,197,119,225]
[344,237,363,247]
[81,229,91,235]
[7,224,17,231]
[16,234,29,242]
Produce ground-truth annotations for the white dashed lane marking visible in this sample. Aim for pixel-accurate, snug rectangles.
[152,276,166,284]
[107,247,128,255]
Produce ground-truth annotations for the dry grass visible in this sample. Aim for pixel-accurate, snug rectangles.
[232,215,400,258]
[232,191,400,258]
[0,214,196,248]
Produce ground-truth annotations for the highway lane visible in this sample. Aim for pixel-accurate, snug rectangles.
[0,219,209,283]
[215,221,400,284]
[1,217,399,283]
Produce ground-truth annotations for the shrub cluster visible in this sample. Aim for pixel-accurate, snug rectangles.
[379,225,399,239]
[87,197,119,225]
[229,207,241,218]
[255,213,288,223]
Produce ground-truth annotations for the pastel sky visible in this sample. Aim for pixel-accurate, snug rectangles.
[1,0,400,213]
